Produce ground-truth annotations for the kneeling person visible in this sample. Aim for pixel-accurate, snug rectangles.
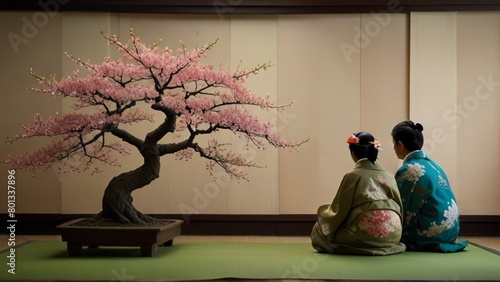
[311,132,406,255]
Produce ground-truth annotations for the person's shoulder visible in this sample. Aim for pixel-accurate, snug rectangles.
[378,167,395,177]
[377,169,398,184]
[400,152,428,167]
[396,161,412,172]
[395,160,420,178]
[343,169,364,181]
[348,165,384,182]
[373,161,394,172]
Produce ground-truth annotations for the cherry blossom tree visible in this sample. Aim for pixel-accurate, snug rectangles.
[1,30,304,224]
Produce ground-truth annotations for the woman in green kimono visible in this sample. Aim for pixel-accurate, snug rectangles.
[391,120,468,252]
[311,132,406,255]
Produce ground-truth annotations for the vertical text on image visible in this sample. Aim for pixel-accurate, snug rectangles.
[7,169,17,275]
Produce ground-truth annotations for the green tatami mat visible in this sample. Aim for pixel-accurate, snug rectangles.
[1,241,499,281]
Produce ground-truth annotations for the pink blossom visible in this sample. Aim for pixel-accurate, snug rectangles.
[358,210,398,238]
[3,30,305,180]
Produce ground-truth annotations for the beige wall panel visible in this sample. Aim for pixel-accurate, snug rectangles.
[409,12,458,192]
[227,15,280,214]
[277,15,362,214]
[359,13,408,175]
[0,12,63,213]
[456,12,500,214]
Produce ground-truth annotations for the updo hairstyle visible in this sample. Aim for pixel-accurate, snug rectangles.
[391,120,424,151]
[348,131,379,164]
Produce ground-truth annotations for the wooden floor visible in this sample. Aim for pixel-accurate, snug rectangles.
[1,234,499,251]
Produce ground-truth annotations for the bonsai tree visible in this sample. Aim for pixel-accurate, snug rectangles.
[1,30,304,224]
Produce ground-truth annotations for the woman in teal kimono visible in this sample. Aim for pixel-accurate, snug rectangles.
[391,120,468,252]
[311,132,406,255]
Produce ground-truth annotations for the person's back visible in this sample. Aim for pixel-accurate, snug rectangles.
[333,160,404,249]
[311,132,406,255]
[391,120,468,252]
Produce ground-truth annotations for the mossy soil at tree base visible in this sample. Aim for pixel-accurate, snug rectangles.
[70,216,176,228]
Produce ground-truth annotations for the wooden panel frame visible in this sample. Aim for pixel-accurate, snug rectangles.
[4,213,500,236]
[1,0,500,14]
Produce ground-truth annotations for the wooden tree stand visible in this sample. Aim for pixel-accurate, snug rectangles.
[57,218,183,257]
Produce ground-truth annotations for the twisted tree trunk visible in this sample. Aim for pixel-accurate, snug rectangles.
[99,144,161,223]
[97,103,181,223]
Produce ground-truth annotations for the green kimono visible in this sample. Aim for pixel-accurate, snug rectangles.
[311,159,406,255]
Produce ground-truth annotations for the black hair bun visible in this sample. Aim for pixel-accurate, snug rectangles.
[414,123,424,132]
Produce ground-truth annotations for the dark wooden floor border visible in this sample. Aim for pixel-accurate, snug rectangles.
[1,0,500,14]
[2,214,499,236]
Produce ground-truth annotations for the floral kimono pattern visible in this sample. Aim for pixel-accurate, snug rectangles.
[311,159,406,255]
[395,150,468,252]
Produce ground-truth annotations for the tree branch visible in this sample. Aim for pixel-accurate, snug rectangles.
[157,138,194,156]
[111,127,144,150]
[145,103,177,145]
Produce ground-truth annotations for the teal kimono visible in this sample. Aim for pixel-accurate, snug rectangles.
[395,150,468,252]
[311,159,406,255]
